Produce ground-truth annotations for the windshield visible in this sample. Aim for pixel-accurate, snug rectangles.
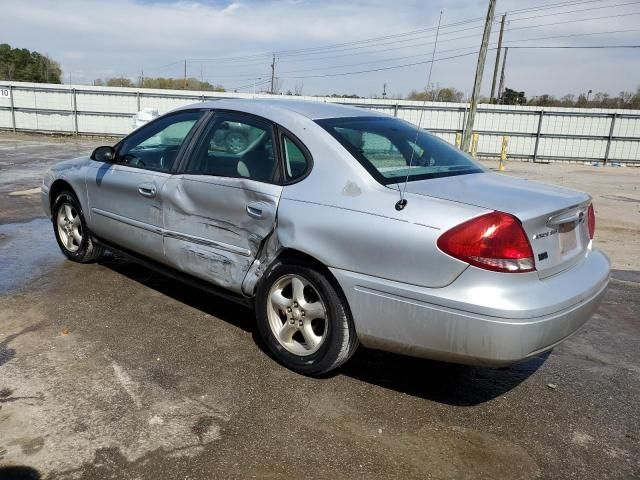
[317,116,484,185]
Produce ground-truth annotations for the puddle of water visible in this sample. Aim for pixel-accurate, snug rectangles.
[0,218,63,294]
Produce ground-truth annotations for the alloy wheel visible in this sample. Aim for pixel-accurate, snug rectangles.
[56,202,83,253]
[267,274,328,356]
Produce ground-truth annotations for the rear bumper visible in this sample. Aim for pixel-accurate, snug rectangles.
[331,248,610,366]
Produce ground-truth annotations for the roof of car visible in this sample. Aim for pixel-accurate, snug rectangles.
[175,98,388,120]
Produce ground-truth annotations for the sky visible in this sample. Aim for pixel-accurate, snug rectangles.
[1,0,639,98]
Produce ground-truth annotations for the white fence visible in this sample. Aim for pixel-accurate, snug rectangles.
[1,81,639,164]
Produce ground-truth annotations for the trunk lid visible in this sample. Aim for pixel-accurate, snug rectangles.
[400,172,591,278]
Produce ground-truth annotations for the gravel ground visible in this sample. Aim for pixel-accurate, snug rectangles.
[0,132,638,480]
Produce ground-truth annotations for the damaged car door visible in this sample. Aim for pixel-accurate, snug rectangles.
[86,110,203,263]
[161,112,283,294]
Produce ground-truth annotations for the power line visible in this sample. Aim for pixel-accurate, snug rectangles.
[211,6,640,68]
[508,44,640,48]
[505,0,606,14]
[280,51,481,80]
[273,27,640,76]
[277,43,639,80]
[109,0,638,83]
[272,0,615,58]
[177,1,621,65]
[192,27,640,84]
[228,78,272,91]
[506,11,640,33]
[506,0,640,23]
[272,17,486,57]
[503,27,640,45]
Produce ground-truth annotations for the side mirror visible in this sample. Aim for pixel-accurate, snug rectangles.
[91,146,116,163]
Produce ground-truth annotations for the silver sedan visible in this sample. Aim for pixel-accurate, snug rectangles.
[42,99,610,375]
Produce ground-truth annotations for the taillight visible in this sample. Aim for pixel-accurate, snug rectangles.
[437,211,535,273]
[587,203,595,239]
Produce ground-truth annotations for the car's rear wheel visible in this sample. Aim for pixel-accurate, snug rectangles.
[256,262,359,375]
[52,191,104,263]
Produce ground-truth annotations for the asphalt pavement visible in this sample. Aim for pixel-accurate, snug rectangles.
[0,132,638,479]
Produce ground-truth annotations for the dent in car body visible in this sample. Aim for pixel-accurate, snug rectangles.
[41,99,611,366]
[161,174,282,294]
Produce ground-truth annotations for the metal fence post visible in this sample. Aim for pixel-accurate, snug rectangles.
[136,91,141,111]
[393,104,399,117]
[72,88,78,136]
[499,135,509,171]
[9,85,16,133]
[533,109,544,163]
[604,113,617,165]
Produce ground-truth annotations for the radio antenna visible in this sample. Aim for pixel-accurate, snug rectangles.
[396,10,443,211]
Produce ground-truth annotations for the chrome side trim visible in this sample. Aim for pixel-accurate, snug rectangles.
[163,229,251,256]
[91,207,251,257]
[91,208,163,234]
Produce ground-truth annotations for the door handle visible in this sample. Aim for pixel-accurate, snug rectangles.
[246,204,263,219]
[138,184,157,198]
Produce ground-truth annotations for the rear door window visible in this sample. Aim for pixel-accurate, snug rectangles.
[185,114,277,183]
[282,135,310,181]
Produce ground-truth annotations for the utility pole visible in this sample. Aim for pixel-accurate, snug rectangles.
[270,54,276,94]
[490,13,506,103]
[461,0,496,151]
[141,69,144,87]
[382,83,387,99]
[497,47,508,103]
[183,59,187,89]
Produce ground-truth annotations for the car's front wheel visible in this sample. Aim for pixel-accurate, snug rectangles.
[256,262,359,375]
[52,191,104,263]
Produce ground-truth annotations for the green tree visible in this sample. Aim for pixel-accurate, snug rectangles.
[407,86,464,102]
[106,77,135,87]
[0,43,62,83]
[632,86,640,108]
[96,76,226,92]
[435,87,464,102]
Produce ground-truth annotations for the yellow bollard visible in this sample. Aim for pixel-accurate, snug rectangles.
[455,132,461,149]
[470,133,479,158]
[498,135,509,171]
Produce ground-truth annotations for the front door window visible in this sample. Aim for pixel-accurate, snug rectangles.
[117,110,202,172]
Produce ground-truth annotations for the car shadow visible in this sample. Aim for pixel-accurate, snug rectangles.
[0,466,41,480]
[339,347,548,406]
[99,255,254,334]
[100,255,546,406]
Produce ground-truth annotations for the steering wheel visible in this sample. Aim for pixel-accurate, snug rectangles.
[122,155,145,167]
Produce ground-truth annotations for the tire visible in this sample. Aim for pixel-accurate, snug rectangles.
[52,191,104,263]
[256,262,359,375]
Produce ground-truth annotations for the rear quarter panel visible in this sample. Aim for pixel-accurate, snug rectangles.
[275,120,490,288]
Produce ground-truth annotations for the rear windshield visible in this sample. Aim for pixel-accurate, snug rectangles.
[317,116,484,185]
